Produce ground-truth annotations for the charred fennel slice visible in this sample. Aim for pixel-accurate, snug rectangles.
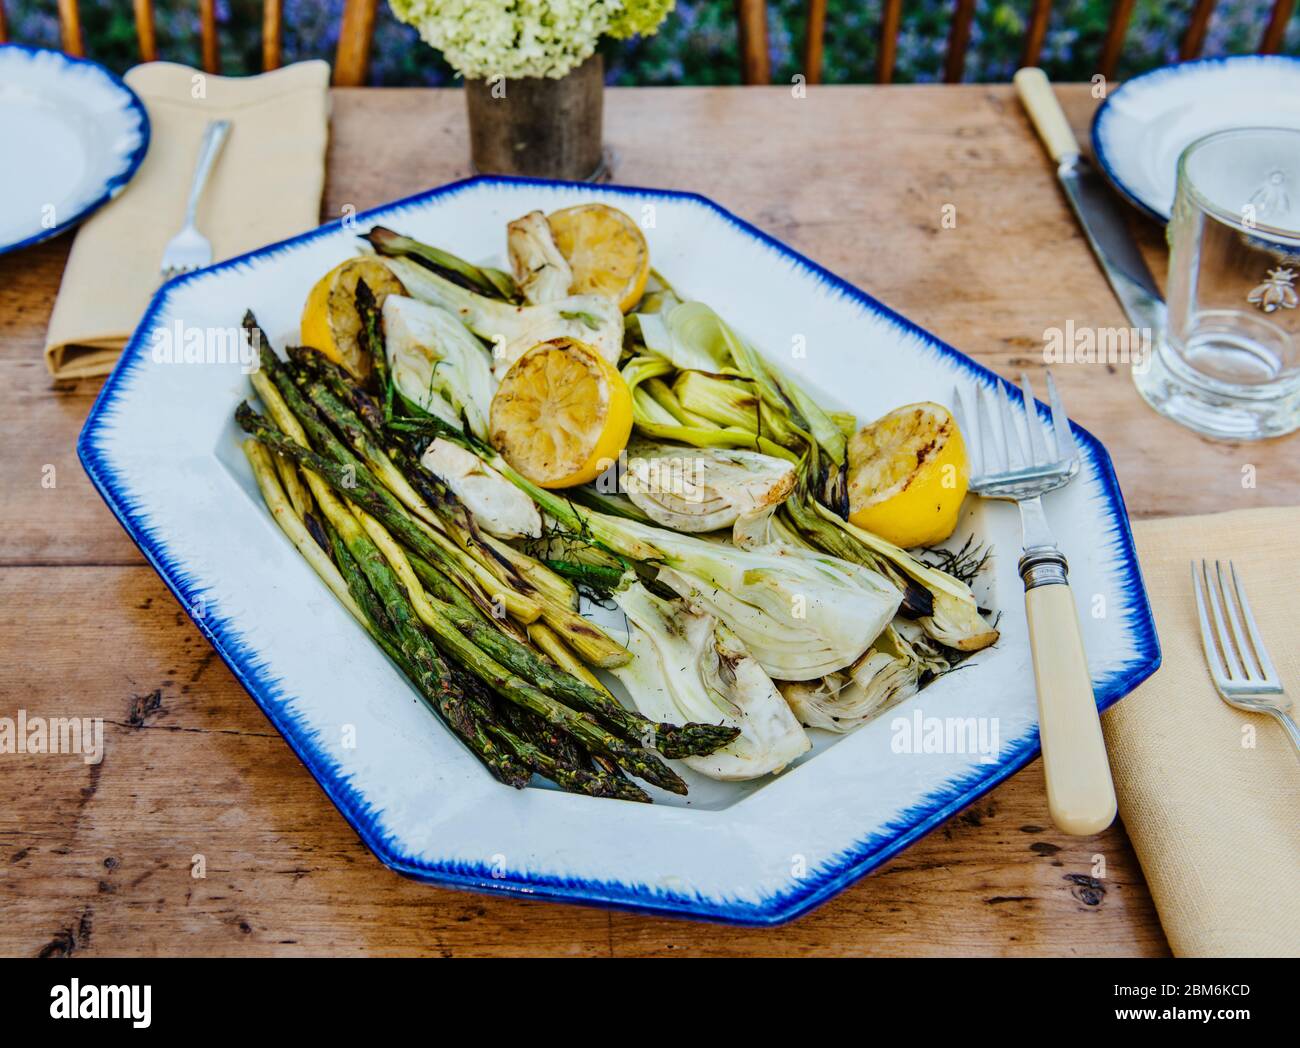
[622,439,796,533]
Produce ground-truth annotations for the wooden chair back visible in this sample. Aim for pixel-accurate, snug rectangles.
[737,0,1299,85]
[5,0,1293,87]
[0,0,379,86]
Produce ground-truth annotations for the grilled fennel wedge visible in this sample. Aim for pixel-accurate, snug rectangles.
[622,439,796,533]
[383,294,496,441]
[506,210,572,305]
[778,625,946,733]
[611,583,810,780]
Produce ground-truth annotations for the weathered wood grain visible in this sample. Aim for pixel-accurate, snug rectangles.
[0,566,1167,956]
[3,84,1295,956]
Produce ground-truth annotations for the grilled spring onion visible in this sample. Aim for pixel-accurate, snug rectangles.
[621,354,795,460]
[364,225,517,301]
[672,370,759,430]
[632,269,682,316]
[810,501,998,652]
[636,300,847,470]
[611,583,811,780]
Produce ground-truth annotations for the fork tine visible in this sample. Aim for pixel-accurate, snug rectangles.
[1201,559,1243,680]
[1216,560,1258,680]
[1044,369,1077,464]
[977,385,1007,475]
[1019,372,1052,467]
[995,382,1028,470]
[952,386,982,479]
[1191,561,1230,685]
[1229,562,1280,684]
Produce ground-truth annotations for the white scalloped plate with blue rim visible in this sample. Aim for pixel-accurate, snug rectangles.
[1092,54,1300,223]
[78,177,1160,925]
[0,44,150,256]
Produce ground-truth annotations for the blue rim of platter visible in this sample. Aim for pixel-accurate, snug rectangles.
[0,43,151,256]
[78,175,1162,925]
[1091,53,1300,224]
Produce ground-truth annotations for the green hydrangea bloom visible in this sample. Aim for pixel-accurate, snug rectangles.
[389,0,674,79]
[607,0,676,40]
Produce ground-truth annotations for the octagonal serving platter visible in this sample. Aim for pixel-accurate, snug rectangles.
[79,176,1160,925]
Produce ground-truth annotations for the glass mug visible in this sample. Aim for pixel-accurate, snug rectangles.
[1134,127,1300,440]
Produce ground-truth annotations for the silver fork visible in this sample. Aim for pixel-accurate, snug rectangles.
[159,119,231,280]
[1192,560,1300,753]
[954,369,1117,836]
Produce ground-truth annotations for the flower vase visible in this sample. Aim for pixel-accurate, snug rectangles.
[464,54,605,181]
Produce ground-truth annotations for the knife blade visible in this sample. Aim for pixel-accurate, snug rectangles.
[1014,68,1166,336]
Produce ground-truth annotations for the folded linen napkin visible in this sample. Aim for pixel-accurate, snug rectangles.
[44,60,330,379]
[1102,506,1300,957]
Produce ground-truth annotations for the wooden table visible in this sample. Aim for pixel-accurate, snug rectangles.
[4,84,1296,957]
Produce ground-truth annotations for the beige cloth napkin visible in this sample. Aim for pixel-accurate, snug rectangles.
[44,60,330,379]
[1102,506,1300,957]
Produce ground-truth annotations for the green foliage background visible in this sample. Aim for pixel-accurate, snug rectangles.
[5,0,1296,85]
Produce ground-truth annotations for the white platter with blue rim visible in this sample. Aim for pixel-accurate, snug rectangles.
[1092,54,1300,223]
[79,177,1160,925]
[0,44,150,255]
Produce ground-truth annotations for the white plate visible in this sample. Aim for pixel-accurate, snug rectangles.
[79,178,1160,924]
[1092,55,1300,222]
[0,45,149,254]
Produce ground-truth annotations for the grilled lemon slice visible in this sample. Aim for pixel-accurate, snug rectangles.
[547,203,649,313]
[490,337,633,489]
[847,402,969,548]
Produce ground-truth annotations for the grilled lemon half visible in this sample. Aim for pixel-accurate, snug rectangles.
[547,203,650,313]
[490,337,633,489]
[300,257,405,380]
[846,402,969,548]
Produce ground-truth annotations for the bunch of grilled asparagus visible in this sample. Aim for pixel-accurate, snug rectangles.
[234,309,738,803]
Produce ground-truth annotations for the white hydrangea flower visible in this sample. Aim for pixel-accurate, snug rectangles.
[389,0,672,80]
